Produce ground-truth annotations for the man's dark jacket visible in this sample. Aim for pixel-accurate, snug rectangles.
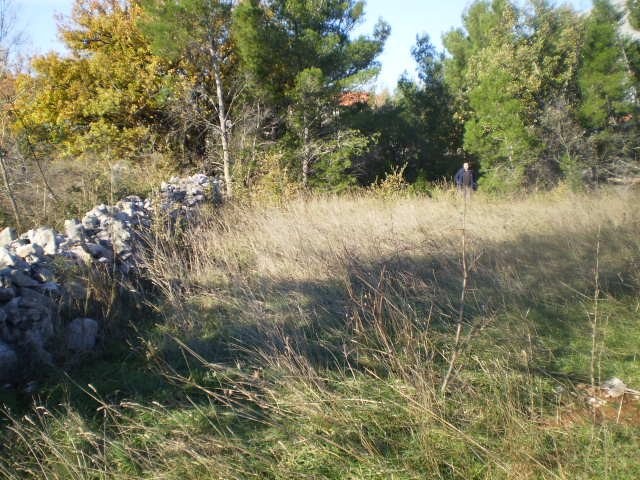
[454,167,477,190]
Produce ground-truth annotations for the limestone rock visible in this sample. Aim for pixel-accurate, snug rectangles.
[24,255,44,266]
[18,288,52,309]
[0,227,17,248]
[32,266,55,284]
[9,270,39,288]
[159,173,218,213]
[0,340,17,381]
[68,245,93,265]
[64,219,85,243]
[105,219,131,255]
[601,377,627,398]
[15,243,43,259]
[0,248,16,269]
[66,318,99,352]
[27,227,58,255]
[24,313,54,350]
[0,173,218,372]
[82,213,100,230]
[85,242,110,259]
[587,396,607,408]
[0,287,16,302]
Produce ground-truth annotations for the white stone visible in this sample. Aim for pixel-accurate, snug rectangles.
[15,244,37,258]
[0,247,16,269]
[64,219,85,243]
[0,227,17,248]
[82,214,100,230]
[601,377,627,398]
[68,245,93,265]
[587,396,607,408]
[29,227,58,255]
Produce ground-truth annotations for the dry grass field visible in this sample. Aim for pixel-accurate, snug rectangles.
[2,187,640,479]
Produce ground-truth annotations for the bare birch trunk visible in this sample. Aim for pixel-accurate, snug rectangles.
[212,63,233,199]
[302,125,310,189]
[0,150,21,231]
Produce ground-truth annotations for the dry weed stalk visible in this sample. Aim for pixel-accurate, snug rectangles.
[590,225,601,391]
[441,192,469,394]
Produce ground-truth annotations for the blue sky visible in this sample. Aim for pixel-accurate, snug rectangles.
[17,0,593,90]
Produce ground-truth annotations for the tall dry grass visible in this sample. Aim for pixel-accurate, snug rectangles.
[151,187,634,281]
[144,187,638,338]
[2,187,640,479]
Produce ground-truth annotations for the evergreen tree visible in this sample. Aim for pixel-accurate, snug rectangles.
[577,0,631,129]
[409,34,461,178]
[576,0,639,184]
[629,0,640,30]
[233,0,388,189]
[341,97,413,186]
[443,0,583,190]
[385,34,460,181]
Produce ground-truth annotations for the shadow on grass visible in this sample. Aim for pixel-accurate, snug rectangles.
[1,209,639,479]
[159,217,639,384]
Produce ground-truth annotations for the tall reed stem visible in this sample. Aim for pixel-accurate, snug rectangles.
[590,226,601,390]
[441,192,469,394]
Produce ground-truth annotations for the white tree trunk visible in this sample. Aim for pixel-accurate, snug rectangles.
[0,150,21,231]
[302,126,310,189]
[213,63,233,198]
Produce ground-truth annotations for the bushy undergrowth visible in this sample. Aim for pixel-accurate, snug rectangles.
[1,187,640,479]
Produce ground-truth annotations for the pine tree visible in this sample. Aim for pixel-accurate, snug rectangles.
[443,0,583,190]
[578,0,632,129]
[393,34,461,180]
[629,0,640,30]
[576,0,640,183]
[233,0,388,189]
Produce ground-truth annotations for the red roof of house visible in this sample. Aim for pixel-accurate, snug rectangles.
[338,91,370,107]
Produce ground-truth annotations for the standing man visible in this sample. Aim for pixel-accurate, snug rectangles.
[454,162,476,200]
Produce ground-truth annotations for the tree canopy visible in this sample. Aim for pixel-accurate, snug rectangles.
[2,0,638,224]
[15,0,174,161]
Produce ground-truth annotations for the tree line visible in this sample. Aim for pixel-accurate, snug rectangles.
[0,0,639,226]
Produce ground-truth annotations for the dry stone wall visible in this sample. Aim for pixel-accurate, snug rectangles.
[0,174,220,382]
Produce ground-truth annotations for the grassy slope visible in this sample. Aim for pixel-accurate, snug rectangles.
[2,187,640,479]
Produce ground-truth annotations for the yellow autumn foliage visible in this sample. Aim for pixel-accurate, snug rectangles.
[14,0,184,163]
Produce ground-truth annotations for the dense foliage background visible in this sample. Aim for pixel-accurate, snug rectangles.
[0,0,638,224]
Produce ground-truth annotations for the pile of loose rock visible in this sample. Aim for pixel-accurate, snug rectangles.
[160,173,220,210]
[0,174,220,382]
